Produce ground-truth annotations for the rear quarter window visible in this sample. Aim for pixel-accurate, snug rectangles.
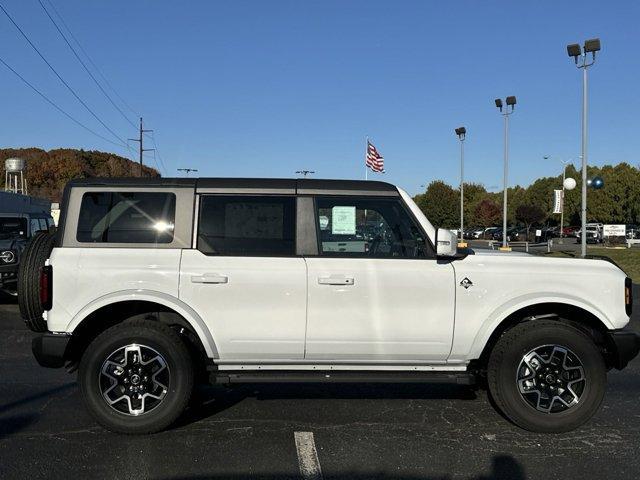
[77,192,176,243]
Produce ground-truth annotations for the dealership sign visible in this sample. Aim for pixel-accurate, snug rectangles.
[603,224,626,237]
[553,190,563,214]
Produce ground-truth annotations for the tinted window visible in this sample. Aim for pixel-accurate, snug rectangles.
[198,196,295,256]
[77,192,176,243]
[315,197,430,258]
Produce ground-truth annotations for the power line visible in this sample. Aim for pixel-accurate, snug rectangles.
[145,131,168,175]
[37,0,137,130]
[0,55,128,149]
[0,2,128,147]
[42,0,140,118]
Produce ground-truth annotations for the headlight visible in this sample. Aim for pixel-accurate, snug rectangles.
[0,250,16,264]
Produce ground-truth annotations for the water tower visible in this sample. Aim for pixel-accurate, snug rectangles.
[4,157,27,195]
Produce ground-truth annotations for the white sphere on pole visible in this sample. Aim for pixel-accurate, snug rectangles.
[563,177,577,190]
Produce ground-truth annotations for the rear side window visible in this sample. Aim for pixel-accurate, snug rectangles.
[197,196,295,256]
[77,192,176,243]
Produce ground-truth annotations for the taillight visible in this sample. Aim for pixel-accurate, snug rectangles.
[625,277,633,317]
[40,265,53,311]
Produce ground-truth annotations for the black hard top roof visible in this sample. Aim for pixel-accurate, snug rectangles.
[67,177,399,195]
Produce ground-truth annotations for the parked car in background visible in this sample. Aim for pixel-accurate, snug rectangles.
[625,225,639,240]
[0,191,55,295]
[562,226,580,237]
[576,223,603,244]
[483,226,500,239]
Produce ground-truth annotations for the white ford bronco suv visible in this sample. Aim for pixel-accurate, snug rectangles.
[21,177,638,434]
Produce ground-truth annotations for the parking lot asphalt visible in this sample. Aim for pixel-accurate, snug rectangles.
[1,287,639,480]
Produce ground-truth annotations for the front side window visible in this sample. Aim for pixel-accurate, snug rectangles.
[197,195,295,256]
[77,192,176,243]
[315,197,431,258]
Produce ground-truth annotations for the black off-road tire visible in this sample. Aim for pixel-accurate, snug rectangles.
[487,319,606,433]
[17,231,56,332]
[79,319,194,434]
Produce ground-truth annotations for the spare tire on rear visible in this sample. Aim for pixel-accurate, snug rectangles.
[18,231,56,332]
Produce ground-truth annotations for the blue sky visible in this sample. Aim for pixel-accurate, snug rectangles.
[0,1,638,194]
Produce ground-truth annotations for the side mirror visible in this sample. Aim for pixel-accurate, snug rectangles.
[436,228,458,257]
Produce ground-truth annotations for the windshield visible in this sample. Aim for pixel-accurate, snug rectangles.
[0,217,27,240]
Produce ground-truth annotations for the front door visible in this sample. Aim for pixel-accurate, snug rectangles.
[179,195,307,361]
[304,196,455,362]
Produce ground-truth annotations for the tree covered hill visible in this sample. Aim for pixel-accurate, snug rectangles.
[1,148,160,202]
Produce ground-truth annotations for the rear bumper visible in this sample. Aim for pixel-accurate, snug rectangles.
[607,328,640,370]
[32,333,71,368]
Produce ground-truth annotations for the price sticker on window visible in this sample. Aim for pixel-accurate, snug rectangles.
[331,206,356,235]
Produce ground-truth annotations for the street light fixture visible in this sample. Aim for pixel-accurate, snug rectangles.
[454,127,466,246]
[567,37,601,257]
[495,95,516,250]
[295,170,315,178]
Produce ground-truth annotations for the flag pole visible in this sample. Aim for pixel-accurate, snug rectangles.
[365,136,369,181]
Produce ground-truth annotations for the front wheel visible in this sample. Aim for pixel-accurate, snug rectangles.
[79,319,193,434]
[487,319,606,433]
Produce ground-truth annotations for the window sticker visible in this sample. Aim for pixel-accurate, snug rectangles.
[318,215,329,230]
[331,206,356,235]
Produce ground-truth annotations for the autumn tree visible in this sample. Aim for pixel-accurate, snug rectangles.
[414,180,459,228]
[515,204,546,239]
[474,199,501,231]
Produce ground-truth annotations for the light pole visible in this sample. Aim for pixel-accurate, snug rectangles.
[295,170,315,178]
[455,127,466,246]
[567,38,600,257]
[495,96,516,250]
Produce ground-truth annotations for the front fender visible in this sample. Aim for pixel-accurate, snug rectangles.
[66,289,219,358]
[464,292,614,362]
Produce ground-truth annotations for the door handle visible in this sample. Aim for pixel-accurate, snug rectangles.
[317,275,354,286]
[191,274,228,284]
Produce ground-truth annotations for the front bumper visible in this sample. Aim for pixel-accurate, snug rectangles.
[32,333,71,368]
[0,263,18,287]
[607,328,640,370]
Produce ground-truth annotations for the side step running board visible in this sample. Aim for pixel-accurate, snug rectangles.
[210,371,476,386]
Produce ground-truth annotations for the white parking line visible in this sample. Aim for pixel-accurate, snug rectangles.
[294,431,323,480]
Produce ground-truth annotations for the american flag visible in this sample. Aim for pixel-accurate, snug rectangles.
[366,141,384,173]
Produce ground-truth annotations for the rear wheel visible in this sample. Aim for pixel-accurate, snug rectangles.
[487,319,606,433]
[79,319,193,434]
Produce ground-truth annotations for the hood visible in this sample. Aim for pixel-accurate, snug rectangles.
[0,237,25,251]
[471,249,530,257]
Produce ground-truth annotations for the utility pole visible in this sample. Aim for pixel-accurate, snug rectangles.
[177,168,198,177]
[128,117,154,177]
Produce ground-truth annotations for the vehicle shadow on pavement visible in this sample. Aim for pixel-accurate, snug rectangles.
[178,383,478,428]
[0,414,38,440]
[0,290,17,304]
[162,455,525,479]
[0,383,75,415]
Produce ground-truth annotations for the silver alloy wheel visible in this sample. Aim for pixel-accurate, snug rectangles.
[516,344,586,413]
[99,343,170,416]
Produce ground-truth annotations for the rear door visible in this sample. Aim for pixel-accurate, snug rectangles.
[304,195,456,362]
[179,194,307,361]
